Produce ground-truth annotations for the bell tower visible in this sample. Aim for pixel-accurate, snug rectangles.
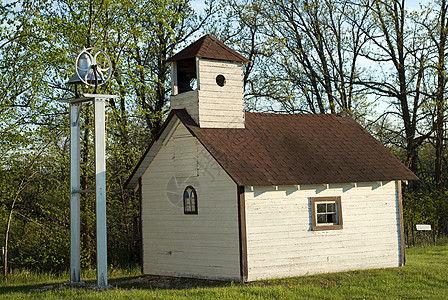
[167,35,249,128]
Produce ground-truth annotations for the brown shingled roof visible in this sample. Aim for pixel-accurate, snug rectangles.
[173,110,418,186]
[166,34,249,63]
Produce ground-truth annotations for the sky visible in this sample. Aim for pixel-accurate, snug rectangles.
[190,0,431,13]
[186,0,435,120]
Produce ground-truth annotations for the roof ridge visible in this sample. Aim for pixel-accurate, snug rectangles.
[166,34,249,63]
[201,34,213,57]
[211,35,250,62]
[245,112,340,117]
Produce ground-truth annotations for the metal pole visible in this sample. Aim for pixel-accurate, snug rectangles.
[70,103,81,283]
[94,98,108,286]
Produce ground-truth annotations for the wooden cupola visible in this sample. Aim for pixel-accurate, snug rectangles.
[167,35,249,128]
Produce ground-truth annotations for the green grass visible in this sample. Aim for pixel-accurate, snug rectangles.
[1,244,448,299]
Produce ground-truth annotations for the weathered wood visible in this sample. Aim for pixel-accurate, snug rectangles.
[69,103,81,283]
[141,123,240,280]
[169,58,245,128]
[244,181,401,281]
[94,98,108,287]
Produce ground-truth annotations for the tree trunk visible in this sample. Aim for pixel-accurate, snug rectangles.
[3,185,23,279]
[3,203,15,279]
[435,0,447,191]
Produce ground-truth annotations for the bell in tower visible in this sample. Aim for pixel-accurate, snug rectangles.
[167,35,249,129]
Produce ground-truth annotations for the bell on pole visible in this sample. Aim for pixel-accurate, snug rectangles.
[63,47,116,288]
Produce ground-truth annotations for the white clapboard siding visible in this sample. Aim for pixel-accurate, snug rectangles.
[141,122,240,280]
[197,59,244,128]
[197,91,244,100]
[170,91,199,124]
[169,58,245,128]
[199,59,245,70]
[244,181,402,281]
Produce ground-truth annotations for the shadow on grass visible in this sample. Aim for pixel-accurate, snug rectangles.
[0,270,385,295]
[0,282,63,294]
[0,275,236,295]
[110,275,235,290]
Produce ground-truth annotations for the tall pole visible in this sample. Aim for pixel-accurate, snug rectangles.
[66,47,114,287]
[70,103,81,283]
[95,98,108,286]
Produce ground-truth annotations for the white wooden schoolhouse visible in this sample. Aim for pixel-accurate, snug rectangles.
[126,35,418,282]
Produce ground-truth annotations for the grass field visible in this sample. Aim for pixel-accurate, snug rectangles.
[1,244,448,299]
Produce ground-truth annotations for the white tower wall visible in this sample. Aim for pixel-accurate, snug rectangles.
[170,58,245,128]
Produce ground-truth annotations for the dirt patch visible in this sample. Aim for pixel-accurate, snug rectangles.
[29,281,114,293]
[28,276,234,292]
[112,275,232,290]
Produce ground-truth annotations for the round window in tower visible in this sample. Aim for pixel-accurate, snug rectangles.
[216,74,226,87]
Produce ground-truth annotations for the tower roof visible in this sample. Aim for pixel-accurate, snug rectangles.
[167,34,249,63]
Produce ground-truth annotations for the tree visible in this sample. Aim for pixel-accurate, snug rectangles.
[355,0,433,186]
[1,0,215,273]
[422,0,448,191]
[416,0,448,235]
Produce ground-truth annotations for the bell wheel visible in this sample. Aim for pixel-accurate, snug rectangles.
[75,47,112,87]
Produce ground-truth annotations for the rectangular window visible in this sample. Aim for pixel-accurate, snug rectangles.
[311,197,343,231]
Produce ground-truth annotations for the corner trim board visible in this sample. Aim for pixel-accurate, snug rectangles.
[237,185,248,282]
[139,177,144,274]
[397,180,406,266]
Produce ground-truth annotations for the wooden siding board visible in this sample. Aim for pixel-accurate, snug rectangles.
[248,250,399,267]
[244,181,402,281]
[143,237,239,248]
[141,122,240,280]
[199,82,244,90]
[143,263,239,280]
[247,239,399,253]
[196,59,245,128]
[247,255,399,281]
[170,92,200,124]
[199,58,245,69]
[246,240,399,257]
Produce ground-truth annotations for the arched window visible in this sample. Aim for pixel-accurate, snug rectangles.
[183,186,198,214]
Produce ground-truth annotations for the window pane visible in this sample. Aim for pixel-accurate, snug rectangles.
[327,213,336,223]
[317,204,326,213]
[185,191,190,211]
[317,214,326,223]
[326,203,335,213]
[190,192,195,211]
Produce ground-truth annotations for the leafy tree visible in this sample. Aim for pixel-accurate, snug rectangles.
[1,0,214,274]
[215,0,373,117]
[354,0,433,188]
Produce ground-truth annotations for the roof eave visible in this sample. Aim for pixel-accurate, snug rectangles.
[125,111,182,189]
